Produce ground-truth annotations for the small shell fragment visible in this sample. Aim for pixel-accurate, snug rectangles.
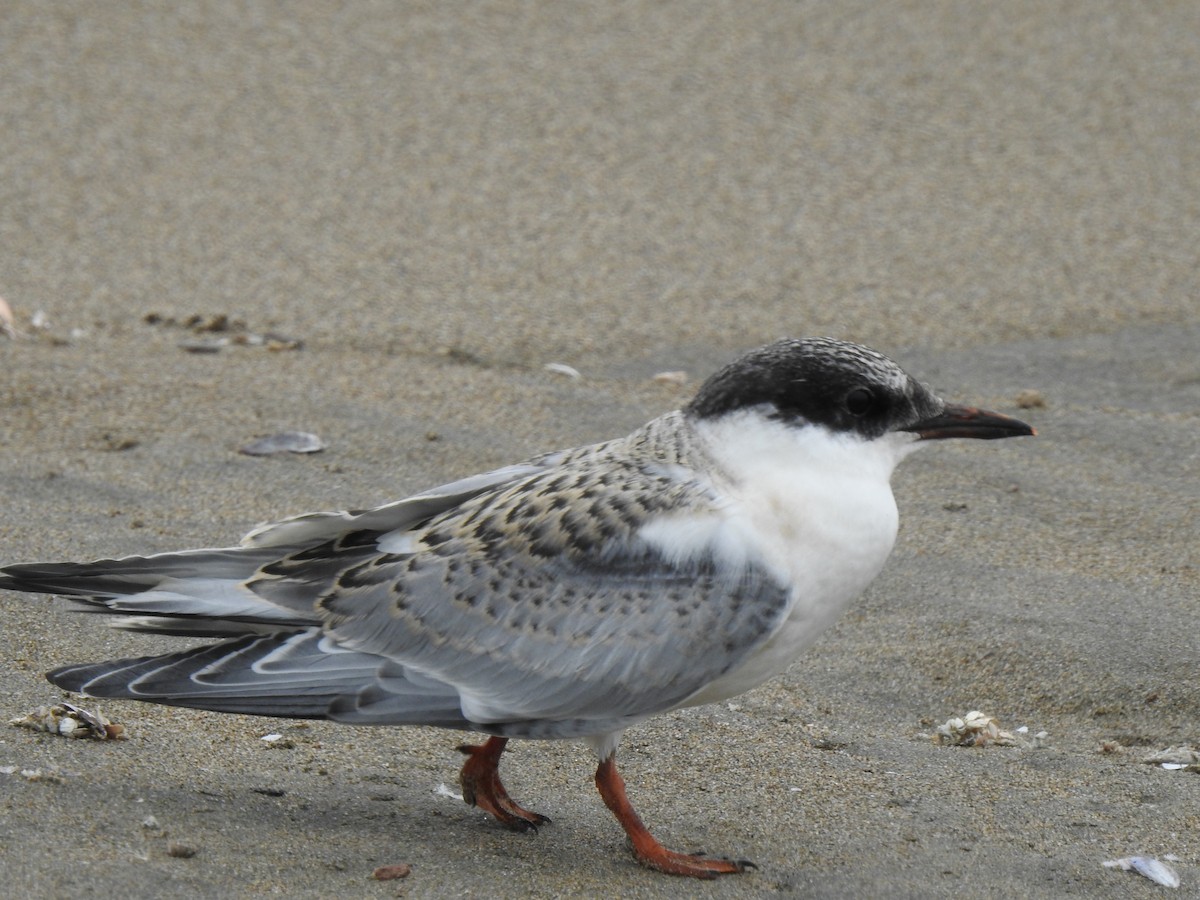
[932,710,1046,749]
[544,362,582,379]
[652,370,689,386]
[1143,746,1200,770]
[146,312,303,352]
[1103,856,1181,888]
[9,702,125,740]
[0,766,70,783]
[167,841,198,859]
[239,431,326,456]
[935,710,1006,746]
[372,863,412,881]
[263,333,304,351]
[434,782,464,801]
[1014,389,1046,409]
[178,337,229,353]
[259,731,297,748]
[0,295,16,339]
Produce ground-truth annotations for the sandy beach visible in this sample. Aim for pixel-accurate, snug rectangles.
[1,3,1198,897]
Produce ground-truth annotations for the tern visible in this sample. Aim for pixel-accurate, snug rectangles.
[0,337,1034,878]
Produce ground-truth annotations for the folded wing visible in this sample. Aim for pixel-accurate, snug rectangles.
[4,440,792,738]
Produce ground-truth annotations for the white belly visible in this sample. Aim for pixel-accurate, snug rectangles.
[670,414,908,708]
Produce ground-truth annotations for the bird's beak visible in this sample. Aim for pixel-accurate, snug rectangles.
[904,404,1037,441]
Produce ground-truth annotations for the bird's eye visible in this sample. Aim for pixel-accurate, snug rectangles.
[844,387,874,416]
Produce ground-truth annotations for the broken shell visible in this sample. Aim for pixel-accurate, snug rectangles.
[0,295,16,339]
[167,841,198,859]
[1014,389,1046,409]
[261,332,303,351]
[1143,746,1200,768]
[1103,856,1181,888]
[178,337,229,353]
[372,863,412,881]
[932,710,1044,748]
[544,362,582,379]
[61,701,110,733]
[652,370,689,386]
[10,702,124,740]
[13,767,70,783]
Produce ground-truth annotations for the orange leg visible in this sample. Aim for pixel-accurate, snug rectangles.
[594,752,754,879]
[457,736,550,831]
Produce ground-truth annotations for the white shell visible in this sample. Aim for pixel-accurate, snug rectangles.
[1104,856,1181,889]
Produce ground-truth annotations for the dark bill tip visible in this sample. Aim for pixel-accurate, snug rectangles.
[904,403,1037,441]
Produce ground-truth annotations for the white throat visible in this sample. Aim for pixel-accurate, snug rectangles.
[665,409,924,706]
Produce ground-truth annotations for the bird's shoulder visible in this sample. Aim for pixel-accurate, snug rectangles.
[412,411,736,568]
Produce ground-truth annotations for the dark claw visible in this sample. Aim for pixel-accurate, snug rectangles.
[505,815,550,834]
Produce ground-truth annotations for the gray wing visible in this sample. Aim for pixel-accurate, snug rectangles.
[6,445,791,737]
[316,456,792,736]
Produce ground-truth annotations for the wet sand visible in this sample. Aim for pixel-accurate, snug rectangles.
[1,3,1198,897]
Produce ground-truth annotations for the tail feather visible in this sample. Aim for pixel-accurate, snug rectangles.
[0,549,267,597]
[0,548,323,634]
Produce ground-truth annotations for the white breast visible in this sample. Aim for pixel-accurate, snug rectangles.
[648,410,918,708]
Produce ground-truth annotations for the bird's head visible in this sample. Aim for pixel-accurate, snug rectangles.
[684,337,1035,451]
